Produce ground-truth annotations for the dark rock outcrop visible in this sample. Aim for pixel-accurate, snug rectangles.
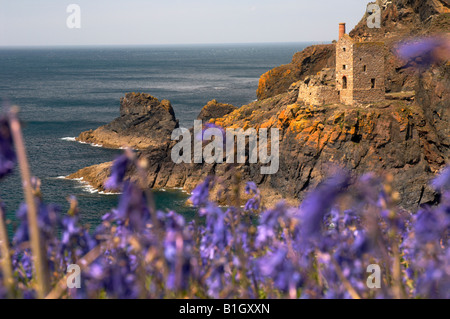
[77,93,178,149]
[197,100,237,122]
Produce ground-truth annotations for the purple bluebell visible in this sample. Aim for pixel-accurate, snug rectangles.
[415,260,450,299]
[245,182,258,195]
[256,202,290,247]
[432,166,450,192]
[163,212,193,291]
[13,201,60,245]
[244,181,260,211]
[397,37,450,68]
[199,204,232,260]
[190,176,212,207]
[0,116,16,178]
[204,261,226,298]
[116,181,150,230]
[414,206,446,244]
[13,250,33,280]
[351,230,372,257]
[4,168,450,299]
[244,197,260,211]
[257,244,302,292]
[104,154,129,190]
[299,172,350,240]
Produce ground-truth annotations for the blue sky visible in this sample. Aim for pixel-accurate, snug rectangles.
[0,0,369,46]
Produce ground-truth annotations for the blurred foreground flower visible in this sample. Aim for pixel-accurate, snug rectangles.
[0,115,16,178]
[431,166,450,192]
[0,120,449,299]
[396,36,450,69]
[104,154,130,190]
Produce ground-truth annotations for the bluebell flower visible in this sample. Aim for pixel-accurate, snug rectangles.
[13,201,60,245]
[414,206,446,244]
[13,250,33,280]
[256,202,290,247]
[5,168,450,299]
[342,209,360,227]
[244,197,260,211]
[257,244,302,292]
[104,154,129,190]
[163,212,193,291]
[116,181,150,230]
[244,181,261,211]
[91,253,140,299]
[190,177,212,207]
[199,204,232,261]
[299,172,350,240]
[415,261,450,299]
[205,261,226,298]
[0,116,16,179]
[351,230,372,258]
[397,37,450,69]
[245,182,258,195]
[13,203,29,244]
[432,166,450,192]
[61,215,81,245]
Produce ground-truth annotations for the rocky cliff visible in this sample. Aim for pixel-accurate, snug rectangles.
[69,89,445,209]
[77,92,178,149]
[197,100,237,122]
[69,0,449,210]
[256,44,336,101]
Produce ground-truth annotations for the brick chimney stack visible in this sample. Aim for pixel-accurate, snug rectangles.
[339,23,346,40]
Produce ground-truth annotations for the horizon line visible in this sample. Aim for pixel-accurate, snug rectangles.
[0,40,333,49]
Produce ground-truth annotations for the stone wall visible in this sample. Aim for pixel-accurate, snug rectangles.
[352,42,385,103]
[352,88,385,103]
[297,68,340,106]
[298,84,340,106]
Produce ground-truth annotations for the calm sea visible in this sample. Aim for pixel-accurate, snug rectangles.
[0,42,312,231]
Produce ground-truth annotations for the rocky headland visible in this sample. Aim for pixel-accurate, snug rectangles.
[68,0,449,210]
[76,92,178,150]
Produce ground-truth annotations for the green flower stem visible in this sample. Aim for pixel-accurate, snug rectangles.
[10,107,50,299]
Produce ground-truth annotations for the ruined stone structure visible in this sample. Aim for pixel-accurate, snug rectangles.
[298,23,385,106]
[297,68,340,106]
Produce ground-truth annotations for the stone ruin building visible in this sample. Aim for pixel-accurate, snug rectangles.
[298,23,385,106]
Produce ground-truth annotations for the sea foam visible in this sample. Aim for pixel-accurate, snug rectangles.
[61,137,104,148]
[61,137,76,142]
